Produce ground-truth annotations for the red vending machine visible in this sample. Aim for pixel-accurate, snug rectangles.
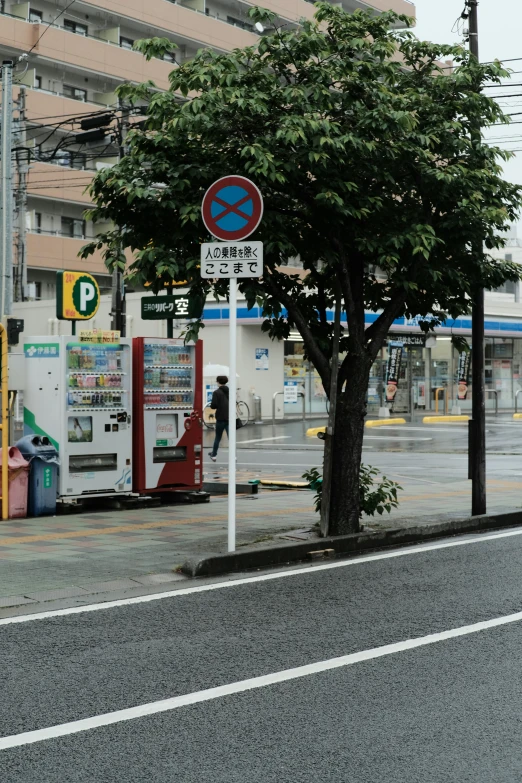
[132,338,203,495]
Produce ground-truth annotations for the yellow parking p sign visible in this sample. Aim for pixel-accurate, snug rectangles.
[56,271,100,321]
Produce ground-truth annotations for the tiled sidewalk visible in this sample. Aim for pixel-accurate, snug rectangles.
[0,474,521,608]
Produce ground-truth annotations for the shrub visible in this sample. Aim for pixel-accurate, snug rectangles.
[302,465,402,519]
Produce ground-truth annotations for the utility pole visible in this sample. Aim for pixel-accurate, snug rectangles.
[111,108,128,336]
[14,87,28,302]
[467,0,486,516]
[0,60,14,319]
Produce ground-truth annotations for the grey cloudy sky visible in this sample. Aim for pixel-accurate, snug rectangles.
[412,0,522,190]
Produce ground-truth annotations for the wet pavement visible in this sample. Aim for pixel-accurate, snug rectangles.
[1,415,522,612]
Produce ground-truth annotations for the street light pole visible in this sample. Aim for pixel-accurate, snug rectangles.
[467,0,486,516]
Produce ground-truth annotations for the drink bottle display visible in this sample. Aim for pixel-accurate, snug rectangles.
[132,337,202,495]
[141,341,194,409]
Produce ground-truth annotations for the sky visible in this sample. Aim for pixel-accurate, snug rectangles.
[411,0,522,197]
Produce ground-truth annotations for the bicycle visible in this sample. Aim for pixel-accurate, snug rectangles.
[203,389,250,430]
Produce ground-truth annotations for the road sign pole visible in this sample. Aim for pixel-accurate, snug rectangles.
[228,277,237,552]
[200,174,264,553]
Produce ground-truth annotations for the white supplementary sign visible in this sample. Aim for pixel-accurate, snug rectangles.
[200,242,263,279]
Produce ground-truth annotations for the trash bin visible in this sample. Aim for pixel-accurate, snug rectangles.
[15,435,59,516]
[0,446,30,518]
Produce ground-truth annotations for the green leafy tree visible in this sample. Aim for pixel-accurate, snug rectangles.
[83,4,521,535]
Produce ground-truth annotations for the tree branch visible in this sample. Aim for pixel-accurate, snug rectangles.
[333,239,366,349]
[265,274,331,389]
[364,289,406,360]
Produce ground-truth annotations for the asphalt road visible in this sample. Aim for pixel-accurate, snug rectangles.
[203,418,522,485]
[4,526,522,780]
[227,416,522,454]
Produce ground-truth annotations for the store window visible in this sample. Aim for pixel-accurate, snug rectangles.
[485,338,519,410]
[63,84,87,102]
[283,340,327,417]
[64,19,88,36]
[61,216,86,239]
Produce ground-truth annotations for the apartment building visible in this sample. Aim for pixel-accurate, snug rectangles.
[0,0,416,301]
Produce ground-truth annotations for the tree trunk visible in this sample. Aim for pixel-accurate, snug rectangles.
[328,355,372,535]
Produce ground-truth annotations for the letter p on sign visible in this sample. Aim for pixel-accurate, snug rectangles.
[80,282,96,313]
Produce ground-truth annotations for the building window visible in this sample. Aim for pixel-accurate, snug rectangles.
[27,281,42,301]
[34,75,42,89]
[163,51,176,63]
[62,216,86,239]
[63,84,87,102]
[64,19,88,35]
[120,37,134,50]
[55,150,87,170]
[29,9,43,22]
[493,280,517,295]
[34,212,42,233]
[505,253,513,261]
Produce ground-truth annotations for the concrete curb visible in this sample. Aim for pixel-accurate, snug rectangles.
[203,481,258,495]
[365,418,406,428]
[423,415,470,423]
[181,509,522,578]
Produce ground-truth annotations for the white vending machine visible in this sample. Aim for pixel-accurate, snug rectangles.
[23,335,133,498]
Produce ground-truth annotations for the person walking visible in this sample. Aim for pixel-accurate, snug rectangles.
[208,375,230,462]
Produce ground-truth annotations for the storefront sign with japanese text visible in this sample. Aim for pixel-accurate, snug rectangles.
[141,295,202,320]
[385,342,403,403]
[388,333,426,347]
[457,351,471,400]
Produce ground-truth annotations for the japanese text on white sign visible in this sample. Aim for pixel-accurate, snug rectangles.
[200,242,263,279]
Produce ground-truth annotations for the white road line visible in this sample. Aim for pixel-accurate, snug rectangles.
[3,526,522,627]
[2,607,522,750]
[387,472,443,486]
[237,436,292,444]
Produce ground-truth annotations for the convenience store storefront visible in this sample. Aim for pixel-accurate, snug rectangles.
[199,303,522,418]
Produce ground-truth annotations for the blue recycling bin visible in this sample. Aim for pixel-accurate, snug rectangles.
[15,435,59,516]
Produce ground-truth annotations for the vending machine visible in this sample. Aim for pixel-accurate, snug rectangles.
[132,338,203,494]
[23,335,133,498]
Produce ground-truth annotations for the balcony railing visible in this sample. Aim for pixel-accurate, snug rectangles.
[1,11,183,53]
[1,3,260,59]
[27,229,96,240]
